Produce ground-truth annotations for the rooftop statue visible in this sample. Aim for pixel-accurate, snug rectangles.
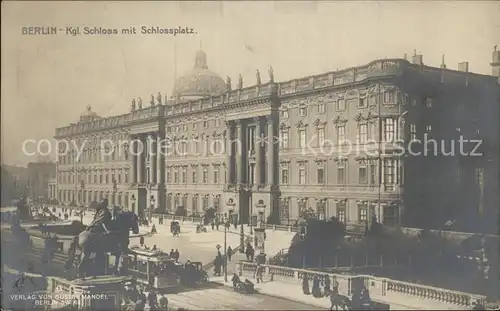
[137,97,143,109]
[256,69,261,85]
[157,92,162,105]
[150,94,155,107]
[226,76,232,92]
[268,66,274,83]
[238,74,243,90]
[131,99,136,111]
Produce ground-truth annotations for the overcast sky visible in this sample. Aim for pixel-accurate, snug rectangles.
[1,1,499,166]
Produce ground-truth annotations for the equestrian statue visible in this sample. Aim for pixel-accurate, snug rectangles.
[65,198,139,278]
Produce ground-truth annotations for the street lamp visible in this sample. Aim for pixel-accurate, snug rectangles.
[149,195,155,223]
[223,212,228,282]
[131,195,136,215]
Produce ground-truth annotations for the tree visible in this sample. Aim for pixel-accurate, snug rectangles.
[286,217,346,268]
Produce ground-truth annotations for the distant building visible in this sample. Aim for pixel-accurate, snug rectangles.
[27,161,56,200]
[53,48,499,233]
[1,164,28,205]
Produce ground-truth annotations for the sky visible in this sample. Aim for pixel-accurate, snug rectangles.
[1,1,499,166]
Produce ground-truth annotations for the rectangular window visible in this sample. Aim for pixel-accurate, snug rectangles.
[358,97,367,108]
[280,130,289,149]
[317,104,325,114]
[358,203,368,223]
[299,168,306,185]
[357,123,368,144]
[336,125,345,145]
[192,171,197,183]
[384,91,395,103]
[281,168,289,184]
[384,159,395,184]
[181,168,187,183]
[384,118,395,142]
[369,163,377,184]
[337,166,345,184]
[203,168,208,184]
[336,99,345,111]
[318,128,325,146]
[192,123,197,130]
[202,196,209,210]
[203,121,208,129]
[299,107,307,116]
[426,98,433,108]
[166,169,171,183]
[299,130,307,149]
[410,124,417,140]
[317,167,325,184]
[369,95,377,106]
[192,196,198,213]
[174,169,179,183]
[336,202,346,223]
[316,201,326,220]
[359,166,367,184]
[214,169,219,184]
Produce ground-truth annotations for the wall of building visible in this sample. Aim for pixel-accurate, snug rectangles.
[53,57,499,232]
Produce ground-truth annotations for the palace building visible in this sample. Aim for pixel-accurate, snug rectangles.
[54,48,500,233]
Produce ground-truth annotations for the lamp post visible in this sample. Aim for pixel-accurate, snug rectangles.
[223,213,228,282]
[131,195,136,215]
[149,195,155,223]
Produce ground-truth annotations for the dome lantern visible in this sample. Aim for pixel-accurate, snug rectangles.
[172,49,226,101]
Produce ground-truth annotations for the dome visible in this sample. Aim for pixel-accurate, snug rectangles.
[79,105,98,122]
[172,49,226,100]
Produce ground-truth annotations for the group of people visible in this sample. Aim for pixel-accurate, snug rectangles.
[122,281,168,311]
[169,249,181,262]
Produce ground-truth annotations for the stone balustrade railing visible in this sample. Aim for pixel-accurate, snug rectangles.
[151,213,500,242]
[236,261,486,308]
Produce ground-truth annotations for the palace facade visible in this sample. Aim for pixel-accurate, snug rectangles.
[54,48,500,232]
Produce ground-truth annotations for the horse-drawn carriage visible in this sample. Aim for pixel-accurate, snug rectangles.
[180,261,210,286]
[127,247,182,290]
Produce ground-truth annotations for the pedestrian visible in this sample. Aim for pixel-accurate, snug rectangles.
[216,221,220,230]
[147,289,157,309]
[211,222,215,230]
[140,236,145,247]
[173,249,180,262]
[227,246,232,261]
[255,262,263,283]
[158,295,168,310]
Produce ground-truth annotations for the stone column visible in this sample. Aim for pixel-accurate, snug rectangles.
[255,117,262,185]
[267,116,275,186]
[151,134,157,184]
[236,120,244,184]
[137,135,144,184]
[131,135,138,184]
[225,121,234,183]
[156,134,161,184]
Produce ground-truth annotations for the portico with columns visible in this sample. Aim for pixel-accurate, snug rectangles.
[222,93,281,225]
[129,120,166,219]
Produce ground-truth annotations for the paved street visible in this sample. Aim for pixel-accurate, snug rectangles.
[165,285,322,310]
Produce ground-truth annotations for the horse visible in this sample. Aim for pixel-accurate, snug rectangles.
[328,288,351,311]
[65,210,139,278]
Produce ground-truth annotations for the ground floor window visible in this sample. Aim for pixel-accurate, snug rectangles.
[383,205,399,226]
[336,202,346,223]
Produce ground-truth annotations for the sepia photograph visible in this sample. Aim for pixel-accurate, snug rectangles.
[1,1,499,310]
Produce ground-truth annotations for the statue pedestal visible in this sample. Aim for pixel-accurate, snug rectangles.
[47,275,133,310]
[253,227,266,256]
